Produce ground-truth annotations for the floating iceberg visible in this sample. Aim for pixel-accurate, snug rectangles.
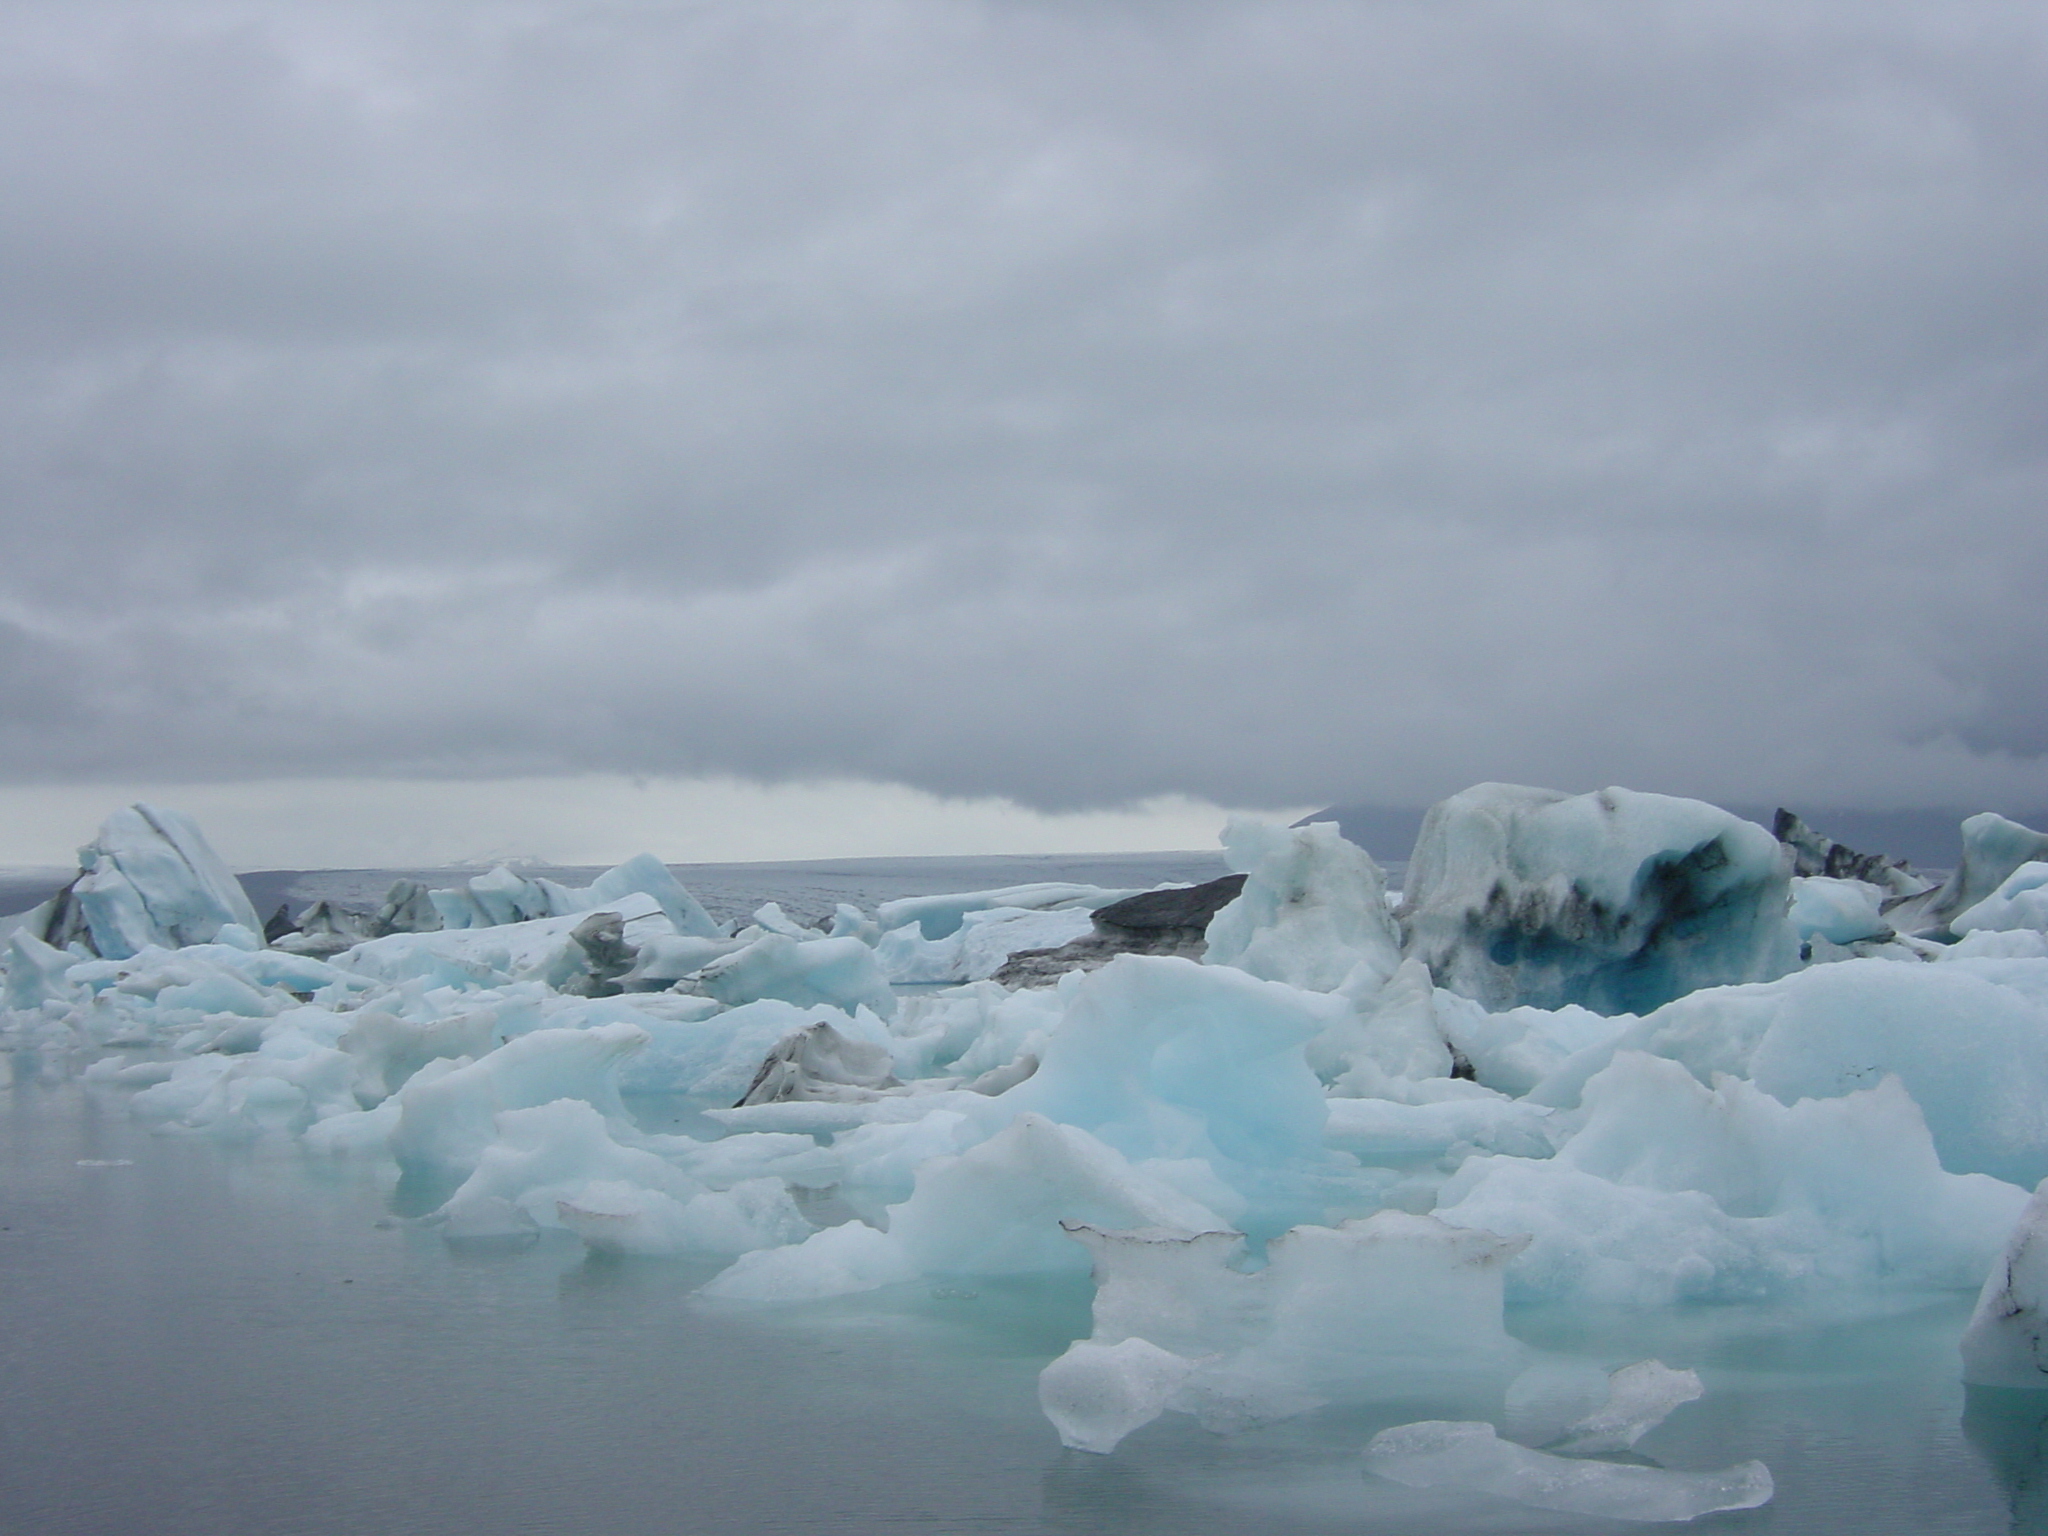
[1535,958,2048,1188]
[874,905,1096,985]
[732,1020,899,1105]
[557,1176,811,1258]
[1038,1211,1529,1449]
[1955,862,2048,938]
[427,852,720,938]
[706,1114,1233,1302]
[876,882,1142,941]
[1772,808,1928,895]
[1364,1420,1772,1522]
[1039,1337,1203,1454]
[1888,813,2048,939]
[31,804,262,959]
[1203,819,1401,993]
[700,933,898,1020]
[1551,1359,1704,1453]
[1438,1051,2026,1305]
[389,1022,648,1175]
[1963,1179,2048,1388]
[996,954,1342,1214]
[1790,875,1896,946]
[1401,784,1796,1014]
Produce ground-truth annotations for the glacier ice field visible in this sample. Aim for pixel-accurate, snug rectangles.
[9,789,2048,1531]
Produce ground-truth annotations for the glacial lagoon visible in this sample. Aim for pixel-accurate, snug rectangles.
[6,834,2048,1533]
[3,1059,2038,1536]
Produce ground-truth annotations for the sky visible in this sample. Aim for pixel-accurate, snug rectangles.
[1,1,2044,867]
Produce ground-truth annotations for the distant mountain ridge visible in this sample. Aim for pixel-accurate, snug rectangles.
[1295,802,2048,873]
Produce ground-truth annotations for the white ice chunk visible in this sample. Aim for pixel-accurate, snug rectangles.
[1949,928,2048,960]
[3,928,81,1011]
[749,901,813,938]
[339,894,675,990]
[1364,1420,1772,1522]
[1043,1211,1529,1445]
[1203,819,1401,993]
[664,1129,840,1192]
[1503,1358,1615,1446]
[43,804,262,959]
[127,1024,360,1137]
[929,981,1065,1081]
[875,906,1096,985]
[1963,1178,2048,1388]
[1888,813,2048,939]
[557,1176,812,1256]
[829,903,882,944]
[1252,1213,1529,1390]
[339,1006,502,1104]
[1790,876,1895,946]
[876,883,1143,941]
[618,933,742,987]
[302,1096,402,1155]
[1534,958,2048,1188]
[999,954,1340,1172]
[886,1113,1232,1275]
[1401,784,1795,1015]
[430,864,555,929]
[1433,989,1631,1098]
[733,1020,899,1105]
[1322,1093,1554,1162]
[436,1098,699,1232]
[551,853,721,936]
[424,854,719,937]
[699,1218,917,1302]
[614,998,883,1099]
[699,933,897,1020]
[1438,1051,2028,1305]
[1038,1337,1201,1453]
[1552,1360,1704,1453]
[1315,957,1455,1088]
[828,1111,981,1196]
[1954,862,2048,937]
[705,1114,1231,1301]
[1062,1224,1262,1355]
[389,1022,647,1174]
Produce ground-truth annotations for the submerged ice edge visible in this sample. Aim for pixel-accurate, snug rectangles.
[1363,1420,1774,1524]
[5,789,2048,1501]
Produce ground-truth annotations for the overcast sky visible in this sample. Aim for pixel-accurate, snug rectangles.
[2,1,2044,864]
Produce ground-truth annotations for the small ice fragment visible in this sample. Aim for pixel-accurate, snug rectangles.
[75,1158,135,1168]
[1038,1337,1200,1454]
[698,1219,916,1303]
[1364,1420,1772,1522]
[440,1194,538,1246]
[1553,1360,1705,1453]
[1503,1359,1612,1446]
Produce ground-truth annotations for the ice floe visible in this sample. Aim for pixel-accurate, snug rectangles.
[1363,1419,1772,1522]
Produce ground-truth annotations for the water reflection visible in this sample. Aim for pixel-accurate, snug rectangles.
[1966,1387,2048,1534]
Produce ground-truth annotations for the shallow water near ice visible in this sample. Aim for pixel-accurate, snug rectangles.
[1,1064,2039,1536]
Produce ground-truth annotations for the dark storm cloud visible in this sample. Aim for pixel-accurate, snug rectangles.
[2,0,2045,811]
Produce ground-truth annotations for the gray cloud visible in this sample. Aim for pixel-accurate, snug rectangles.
[2,0,2045,814]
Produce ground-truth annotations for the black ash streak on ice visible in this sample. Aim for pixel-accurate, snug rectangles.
[0,4,2046,819]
